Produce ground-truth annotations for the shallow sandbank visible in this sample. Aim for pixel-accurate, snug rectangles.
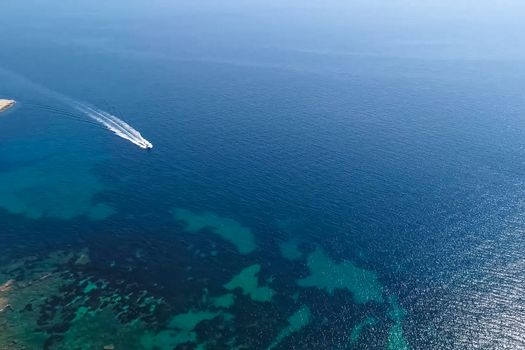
[0,99,15,112]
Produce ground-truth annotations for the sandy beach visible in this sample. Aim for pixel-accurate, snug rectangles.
[0,99,15,112]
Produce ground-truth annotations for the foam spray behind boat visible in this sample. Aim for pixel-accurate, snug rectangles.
[0,67,153,150]
[74,103,153,149]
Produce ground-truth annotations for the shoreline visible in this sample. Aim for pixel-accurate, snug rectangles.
[0,99,16,112]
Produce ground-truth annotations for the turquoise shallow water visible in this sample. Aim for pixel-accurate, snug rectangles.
[2,1,525,349]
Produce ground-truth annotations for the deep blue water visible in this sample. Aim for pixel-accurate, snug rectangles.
[2,1,525,349]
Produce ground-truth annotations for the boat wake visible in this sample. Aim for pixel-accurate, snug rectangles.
[0,66,153,150]
[74,103,153,149]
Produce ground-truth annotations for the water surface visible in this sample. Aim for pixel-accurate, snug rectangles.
[2,1,525,349]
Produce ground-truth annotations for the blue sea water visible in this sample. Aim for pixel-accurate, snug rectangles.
[2,1,525,349]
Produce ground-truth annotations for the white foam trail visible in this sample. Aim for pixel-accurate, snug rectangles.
[0,66,153,150]
[74,104,153,149]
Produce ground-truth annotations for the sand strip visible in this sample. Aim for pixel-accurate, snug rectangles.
[0,99,15,112]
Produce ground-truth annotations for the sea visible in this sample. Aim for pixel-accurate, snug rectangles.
[2,1,525,349]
